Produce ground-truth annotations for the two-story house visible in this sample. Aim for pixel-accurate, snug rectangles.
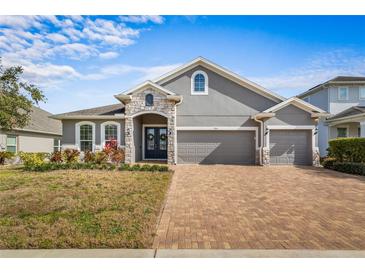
[298,76,365,156]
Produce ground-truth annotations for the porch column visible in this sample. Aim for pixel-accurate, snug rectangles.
[124,116,134,164]
[167,115,176,165]
[360,121,365,137]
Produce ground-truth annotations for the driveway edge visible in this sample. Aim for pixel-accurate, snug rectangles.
[1,249,365,258]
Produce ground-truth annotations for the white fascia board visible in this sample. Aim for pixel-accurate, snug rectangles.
[263,97,326,114]
[53,115,125,120]
[117,81,175,96]
[177,126,258,131]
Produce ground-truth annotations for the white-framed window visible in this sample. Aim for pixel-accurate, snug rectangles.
[337,127,348,138]
[75,122,95,152]
[338,87,349,100]
[6,135,17,153]
[101,121,121,148]
[191,70,208,95]
[359,86,365,100]
[53,138,61,152]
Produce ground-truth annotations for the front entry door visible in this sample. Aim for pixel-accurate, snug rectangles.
[144,127,168,160]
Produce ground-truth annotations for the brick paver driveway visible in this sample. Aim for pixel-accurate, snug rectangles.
[153,165,365,249]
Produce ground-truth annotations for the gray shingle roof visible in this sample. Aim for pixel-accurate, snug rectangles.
[19,106,62,135]
[307,76,365,92]
[53,103,125,117]
[327,106,365,121]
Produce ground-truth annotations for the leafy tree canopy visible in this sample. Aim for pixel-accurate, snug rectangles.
[0,58,46,130]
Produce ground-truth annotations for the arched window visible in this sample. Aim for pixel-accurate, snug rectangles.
[145,94,154,106]
[101,121,121,148]
[191,70,208,95]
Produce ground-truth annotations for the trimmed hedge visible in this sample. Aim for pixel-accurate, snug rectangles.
[328,138,365,163]
[332,162,365,176]
[23,162,169,172]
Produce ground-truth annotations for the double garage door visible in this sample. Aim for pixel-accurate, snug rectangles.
[269,130,312,165]
[177,130,256,164]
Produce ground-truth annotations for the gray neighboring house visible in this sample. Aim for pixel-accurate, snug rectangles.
[298,76,365,156]
[52,57,327,166]
[0,106,62,153]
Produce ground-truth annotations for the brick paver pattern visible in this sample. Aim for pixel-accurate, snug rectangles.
[153,165,365,249]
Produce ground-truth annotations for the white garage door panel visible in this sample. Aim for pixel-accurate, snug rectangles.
[177,130,256,164]
[270,130,312,165]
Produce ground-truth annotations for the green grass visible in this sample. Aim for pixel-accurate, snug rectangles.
[0,167,172,248]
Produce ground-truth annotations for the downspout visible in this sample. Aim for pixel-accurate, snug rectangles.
[253,115,264,165]
[174,97,183,164]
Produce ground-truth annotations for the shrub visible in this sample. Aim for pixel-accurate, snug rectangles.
[110,148,125,164]
[322,157,337,169]
[130,164,141,171]
[63,149,80,163]
[0,151,14,165]
[157,166,169,172]
[119,163,130,171]
[332,162,365,176]
[94,151,108,164]
[328,138,365,163]
[50,151,63,163]
[19,152,46,168]
[84,151,95,163]
[140,164,152,171]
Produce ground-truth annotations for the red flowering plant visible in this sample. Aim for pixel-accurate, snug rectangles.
[103,138,118,156]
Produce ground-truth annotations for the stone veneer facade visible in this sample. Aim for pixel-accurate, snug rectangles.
[124,88,177,164]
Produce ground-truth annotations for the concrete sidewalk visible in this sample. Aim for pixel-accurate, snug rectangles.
[1,249,365,258]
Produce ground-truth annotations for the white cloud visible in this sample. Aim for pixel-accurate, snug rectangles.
[0,15,164,87]
[82,63,181,81]
[46,33,69,43]
[99,51,119,59]
[119,16,164,24]
[250,49,365,96]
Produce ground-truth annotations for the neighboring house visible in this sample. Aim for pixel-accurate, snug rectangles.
[52,57,327,166]
[298,76,365,156]
[0,106,62,154]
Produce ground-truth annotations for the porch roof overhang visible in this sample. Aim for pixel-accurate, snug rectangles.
[52,114,125,120]
[325,113,365,126]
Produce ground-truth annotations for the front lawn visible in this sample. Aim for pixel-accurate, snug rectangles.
[0,167,172,249]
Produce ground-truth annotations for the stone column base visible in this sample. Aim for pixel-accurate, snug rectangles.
[262,147,270,166]
[312,147,320,167]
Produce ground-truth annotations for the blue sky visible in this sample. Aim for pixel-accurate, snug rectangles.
[0,15,365,114]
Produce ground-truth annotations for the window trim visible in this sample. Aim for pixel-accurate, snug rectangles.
[191,70,208,95]
[6,135,17,153]
[53,138,61,152]
[100,121,121,148]
[359,86,365,100]
[337,86,349,101]
[336,126,349,138]
[75,121,96,152]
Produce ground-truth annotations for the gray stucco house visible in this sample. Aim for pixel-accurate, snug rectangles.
[52,57,327,166]
[298,76,365,156]
[0,106,62,154]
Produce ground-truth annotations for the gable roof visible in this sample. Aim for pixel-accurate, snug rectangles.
[118,80,176,96]
[327,106,365,121]
[13,105,62,135]
[52,104,125,120]
[263,97,327,114]
[153,56,286,103]
[298,75,365,98]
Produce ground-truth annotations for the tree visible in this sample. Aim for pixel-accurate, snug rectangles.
[0,58,46,130]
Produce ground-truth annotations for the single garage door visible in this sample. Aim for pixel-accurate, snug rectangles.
[177,130,256,164]
[269,130,312,165]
